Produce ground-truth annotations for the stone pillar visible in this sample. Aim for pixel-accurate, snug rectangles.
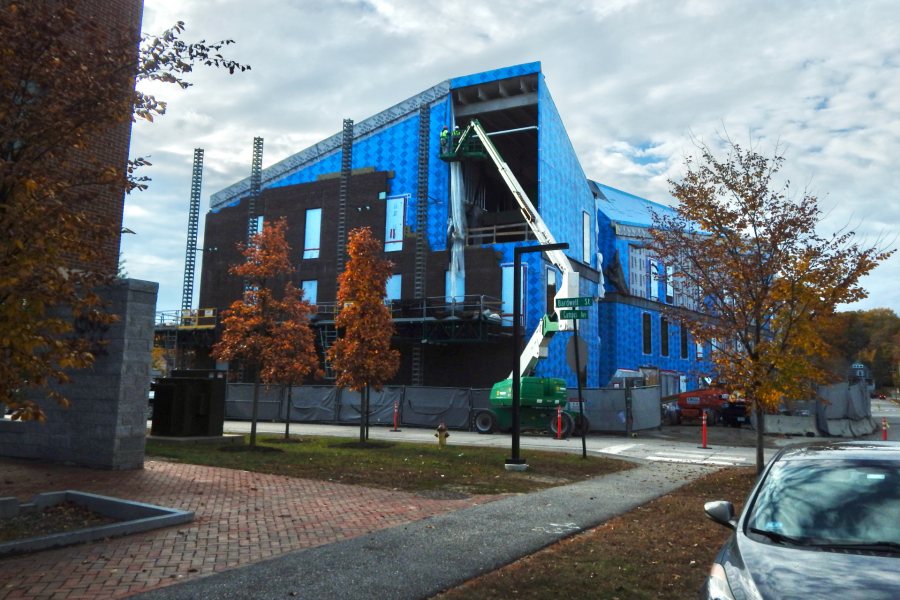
[0,278,158,470]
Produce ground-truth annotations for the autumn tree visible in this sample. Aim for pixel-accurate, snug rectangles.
[212,219,319,447]
[328,227,400,444]
[0,1,247,420]
[825,309,900,389]
[649,141,894,472]
[261,289,323,441]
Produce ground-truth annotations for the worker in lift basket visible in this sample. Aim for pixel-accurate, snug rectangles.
[452,125,462,149]
[440,126,449,154]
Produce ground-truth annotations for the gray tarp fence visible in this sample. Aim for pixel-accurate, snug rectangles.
[224,384,663,433]
[335,387,403,425]
[401,387,472,429]
[289,386,338,422]
[570,386,661,432]
[751,381,876,436]
[817,381,876,436]
[225,384,282,421]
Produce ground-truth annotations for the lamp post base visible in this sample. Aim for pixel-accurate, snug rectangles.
[504,459,529,472]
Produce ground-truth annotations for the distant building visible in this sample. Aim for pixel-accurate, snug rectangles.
[593,182,712,395]
[199,62,711,391]
[849,362,875,395]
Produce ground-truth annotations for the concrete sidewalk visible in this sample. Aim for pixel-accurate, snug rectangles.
[132,460,712,600]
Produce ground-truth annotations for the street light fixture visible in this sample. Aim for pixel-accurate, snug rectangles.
[506,242,569,471]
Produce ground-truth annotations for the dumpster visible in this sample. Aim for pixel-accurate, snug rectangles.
[150,371,226,436]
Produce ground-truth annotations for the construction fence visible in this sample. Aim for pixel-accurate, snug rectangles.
[752,381,878,437]
[224,384,663,433]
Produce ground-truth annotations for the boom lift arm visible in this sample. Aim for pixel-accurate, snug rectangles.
[451,120,582,377]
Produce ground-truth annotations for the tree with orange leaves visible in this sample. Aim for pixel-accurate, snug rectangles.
[649,140,893,472]
[328,227,400,443]
[0,1,248,421]
[212,218,319,447]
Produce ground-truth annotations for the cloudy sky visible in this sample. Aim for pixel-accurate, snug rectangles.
[124,0,900,315]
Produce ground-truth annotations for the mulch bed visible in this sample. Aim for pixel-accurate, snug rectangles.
[0,501,118,543]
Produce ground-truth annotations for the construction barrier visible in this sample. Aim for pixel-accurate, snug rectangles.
[222,384,663,432]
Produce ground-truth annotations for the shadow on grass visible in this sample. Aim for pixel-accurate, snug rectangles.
[330,440,395,450]
[218,445,283,454]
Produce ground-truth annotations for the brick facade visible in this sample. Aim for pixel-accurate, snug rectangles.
[72,0,144,274]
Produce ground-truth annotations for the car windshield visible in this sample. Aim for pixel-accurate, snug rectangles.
[745,458,900,547]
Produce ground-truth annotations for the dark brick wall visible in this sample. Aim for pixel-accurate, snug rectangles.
[200,171,398,309]
[199,171,516,387]
[59,0,144,274]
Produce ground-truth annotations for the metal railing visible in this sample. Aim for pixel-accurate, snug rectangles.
[155,308,217,329]
[311,294,505,322]
[466,223,537,246]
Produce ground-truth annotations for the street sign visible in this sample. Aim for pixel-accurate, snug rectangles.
[560,309,588,320]
[556,296,593,308]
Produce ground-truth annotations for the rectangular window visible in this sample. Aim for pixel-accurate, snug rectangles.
[582,211,591,264]
[629,246,649,297]
[696,341,704,359]
[649,260,660,301]
[384,196,405,252]
[661,317,669,357]
[642,313,652,354]
[680,324,689,359]
[301,280,318,305]
[303,208,322,259]
[501,263,526,327]
[665,265,674,304]
[546,268,556,314]
[445,270,464,303]
[385,274,402,301]
[256,215,264,233]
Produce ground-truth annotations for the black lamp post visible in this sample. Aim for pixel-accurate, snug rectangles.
[506,242,568,470]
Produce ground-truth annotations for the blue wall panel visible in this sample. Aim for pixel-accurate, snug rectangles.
[537,76,595,269]
[267,151,343,189]
[264,95,454,253]
[531,74,600,387]
[427,98,452,250]
[598,300,711,389]
[350,114,420,216]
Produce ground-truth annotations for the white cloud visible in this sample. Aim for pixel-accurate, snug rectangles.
[128,0,900,314]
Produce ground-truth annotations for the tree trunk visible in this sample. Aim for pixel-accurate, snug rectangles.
[365,386,370,441]
[358,386,366,444]
[283,384,292,440]
[755,404,765,474]
[250,371,260,448]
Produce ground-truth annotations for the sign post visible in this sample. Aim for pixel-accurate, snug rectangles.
[506,242,569,471]
[557,296,592,459]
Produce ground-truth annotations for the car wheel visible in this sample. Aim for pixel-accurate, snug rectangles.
[474,411,496,434]
[549,412,574,439]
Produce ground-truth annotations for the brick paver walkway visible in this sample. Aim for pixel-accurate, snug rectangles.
[0,458,495,599]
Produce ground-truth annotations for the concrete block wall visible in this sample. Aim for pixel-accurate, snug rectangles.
[0,279,158,470]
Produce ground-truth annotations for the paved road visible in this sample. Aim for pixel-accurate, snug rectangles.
[867,397,899,441]
[222,397,900,466]
[222,420,779,468]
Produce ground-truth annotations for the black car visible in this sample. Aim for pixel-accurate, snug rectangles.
[701,441,900,599]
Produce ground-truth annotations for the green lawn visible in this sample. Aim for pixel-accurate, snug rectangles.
[436,467,757,599]
[145,434,633,495]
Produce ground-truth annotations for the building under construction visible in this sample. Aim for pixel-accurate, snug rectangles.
[190,62,711,391]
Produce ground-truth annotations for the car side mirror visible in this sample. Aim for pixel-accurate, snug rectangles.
[704,500,737,530]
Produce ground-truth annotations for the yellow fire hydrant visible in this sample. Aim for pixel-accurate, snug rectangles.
[435,422,450,448]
